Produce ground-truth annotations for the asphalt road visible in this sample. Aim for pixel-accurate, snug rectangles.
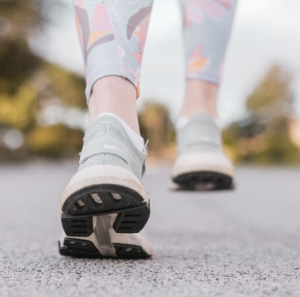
[1,162,300,297]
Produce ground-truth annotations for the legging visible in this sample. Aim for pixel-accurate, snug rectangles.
[73,0,237,101]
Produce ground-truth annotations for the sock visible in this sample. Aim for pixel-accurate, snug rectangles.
[98,113,144,151]
[176,113,221,130]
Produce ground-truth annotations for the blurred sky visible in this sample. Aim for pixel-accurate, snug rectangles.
[31,0,300,125]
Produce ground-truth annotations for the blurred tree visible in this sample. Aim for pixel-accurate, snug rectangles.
[139,102,175,159]
[0,0,42,93]
[247,65,293,133]
[0,39,40,94]
[223,65,300,165]
[40,63,86,109]
[0,82,37,131]
[27,124,83,158]
[0,0,86,161]
[0,0,42,37]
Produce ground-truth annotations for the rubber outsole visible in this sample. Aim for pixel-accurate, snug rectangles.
[61,184,150,235]
[58,238,151,259]
[59,238,101,258]
[172,171,234,191]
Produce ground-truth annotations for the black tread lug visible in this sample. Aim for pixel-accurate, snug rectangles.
[113,243,151,259]
[58,239,150,259]
[173,171,234,191]
[59,238,102,258]
[61,214,94,237]
[113,202,150,233]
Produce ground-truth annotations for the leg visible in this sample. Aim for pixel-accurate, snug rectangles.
[180,0,237,118]
[59,0,154,259]
[182,80,218,117]
[89,76,139,132]
[171,0,237,191]
[74,0,152,133]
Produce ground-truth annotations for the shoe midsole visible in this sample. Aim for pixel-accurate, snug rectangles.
[172,152,235,179]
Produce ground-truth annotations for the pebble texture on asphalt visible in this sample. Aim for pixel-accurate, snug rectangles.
[1,163,300,297]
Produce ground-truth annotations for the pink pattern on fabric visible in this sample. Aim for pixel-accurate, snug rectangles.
[117,45,126,59]
[187,45,208,74]
[92,3,113,31]
[74,0,84,8]
[139,15,150,52]
[185,3,204,26]
[134,52,142,63]
[86,64,138,85]
[219,0,234,9]
[186,0,233,23]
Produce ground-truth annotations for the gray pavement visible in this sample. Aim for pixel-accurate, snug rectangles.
[0,162,300,297]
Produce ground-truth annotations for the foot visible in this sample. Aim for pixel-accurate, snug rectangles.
[171,113,234,191]
[59,113,152,258]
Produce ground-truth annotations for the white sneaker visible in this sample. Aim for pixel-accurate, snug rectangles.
[172,113,235,191]
[59,114,152,258]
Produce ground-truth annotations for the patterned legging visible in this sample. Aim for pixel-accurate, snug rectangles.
[73,0,237,101]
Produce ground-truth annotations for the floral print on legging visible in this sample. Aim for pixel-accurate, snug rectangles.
[73,0,237,102]
[73,0,153,99]
[181,0,237,83]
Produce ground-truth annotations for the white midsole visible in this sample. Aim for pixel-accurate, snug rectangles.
[60,214,153,257]
[60,165,148,211]
[172,152,235,179]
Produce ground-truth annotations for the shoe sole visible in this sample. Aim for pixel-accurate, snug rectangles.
[172,171,234,191]
[171,153,235,191]
[59,215,153,259]
[61,165,150,236]
[59,239,151,259]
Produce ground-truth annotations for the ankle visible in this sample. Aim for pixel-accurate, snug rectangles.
[180,80,219,118]
[88,76,140,134]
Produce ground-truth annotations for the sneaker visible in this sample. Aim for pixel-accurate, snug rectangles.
[171,113,234,191]
[58,113,152,258]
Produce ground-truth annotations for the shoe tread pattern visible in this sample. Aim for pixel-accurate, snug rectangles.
[173,171,234,191]
[61,184,150,234]
[58,239,151,259]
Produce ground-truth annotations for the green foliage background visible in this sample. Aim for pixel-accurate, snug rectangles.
[0,0,85,160]
[223,66,300,165]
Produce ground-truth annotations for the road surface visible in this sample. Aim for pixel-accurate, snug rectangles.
[0,162,300,297]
